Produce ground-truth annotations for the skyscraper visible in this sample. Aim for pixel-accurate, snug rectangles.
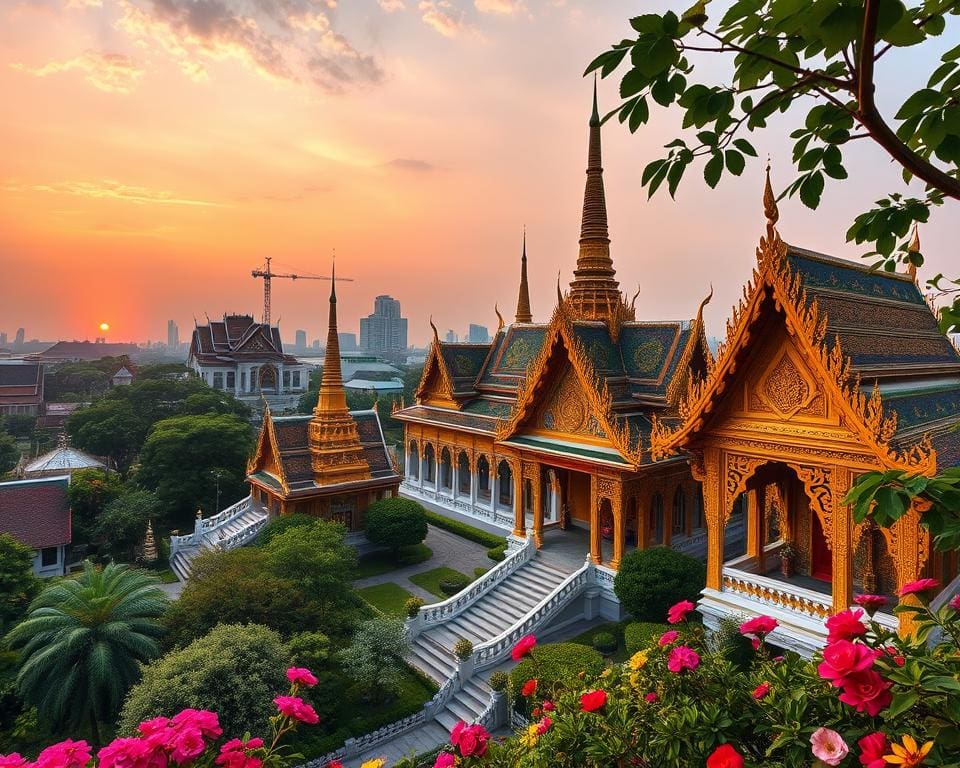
[0,332,7,347]
[444,330,457,343]
[295,329,307,349]
[338,332,358,352]
[467,324,490,343]
[14,329,24,348]
[359,295,408,353]
[167,320,180,349]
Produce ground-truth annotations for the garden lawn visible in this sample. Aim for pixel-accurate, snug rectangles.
[356,582,415,616]
[355,543,433,579]
[409,567,470,599]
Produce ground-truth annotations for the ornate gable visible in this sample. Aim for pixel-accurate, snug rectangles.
[236,326,278,356]
[414,341,459,409]
[247,410,288,491]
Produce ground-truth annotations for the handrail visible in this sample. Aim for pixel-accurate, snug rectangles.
[417,536,535,627]
[722,565,832,619]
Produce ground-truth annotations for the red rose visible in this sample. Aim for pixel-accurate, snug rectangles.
[658,630,680,646]
[579,689,607,712]
[857,732,888,768]
[542,700,555,712]
[511,634,537,661]
[825,609,867,643]
[667,600,696,624]
[739,615,778,638]
[752,682,770,699]
[706,743,744,768]
[644,692,658,703]
[817,640,875,686]
[521,679,538,697]
[536,716,552,736]
[897,578,939,597]
[838,670,892,716]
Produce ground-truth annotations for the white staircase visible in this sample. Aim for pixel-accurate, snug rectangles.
[169,496,268,581]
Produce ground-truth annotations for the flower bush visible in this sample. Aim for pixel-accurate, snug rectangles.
[0,668,322,768]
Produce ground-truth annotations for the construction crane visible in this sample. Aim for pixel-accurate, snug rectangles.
[251,257,354,324]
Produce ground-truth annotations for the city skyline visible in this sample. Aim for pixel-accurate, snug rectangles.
[1,1,957,346]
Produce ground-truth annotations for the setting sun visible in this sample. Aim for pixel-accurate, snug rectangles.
[98,322,110,332]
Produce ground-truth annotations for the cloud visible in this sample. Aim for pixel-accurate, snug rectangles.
[474,0,525,15]
[377,0,404,10]
[65,0,103,8]
[4,180,224,207]
[11,51,144,93]
[382,158,435,172]
[115,0,384,92]
[418,0,473,37]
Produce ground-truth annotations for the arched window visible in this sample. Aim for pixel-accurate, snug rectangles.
[408,441,419,480]
[423,444,435,483]
[457,452,471,494]
[497,460,513,507]
[672,486,686,535]
[440,448,453,490]
[650,492,664,544]
[477,456,491,499]
[693,486,704,529]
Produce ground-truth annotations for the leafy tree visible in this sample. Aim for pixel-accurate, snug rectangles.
[45,363,111,401]
[5,562,167,742]
[118,623,290,739]
[66,468,126,547]
[338,617,410,700]
[254,513,317,547]
[0,416,35,441]
[94,490,161,562]
[613,547,705,622]
[363,498,428,559]
[137,413,252,528]
[176,390,252,419]
[67,399,142,471]
[0,432,18,476]
[162,547,324,647]
[0,535,39,635]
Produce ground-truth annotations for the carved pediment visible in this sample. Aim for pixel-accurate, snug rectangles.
[534,364,607,440]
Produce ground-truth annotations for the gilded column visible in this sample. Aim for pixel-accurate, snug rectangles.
[530,462,544,548]
[701,448,723,591]
[589,475,602,565]
[610,496,625,570]
[745,488,760,559]
[893,499,931,635]
[831,467,853,615]
[636,491,649,550]
[512,460,525,538]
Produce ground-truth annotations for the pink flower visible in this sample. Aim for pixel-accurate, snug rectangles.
[286,667,318,687]
[432,754,456,768]
[0,756,28,768]
[667,645,700,673]
[273,695,320,724]
[875,645,905,667]
[658,630,679,646]
[169,729,206,765]
[542,699,555,712]
[511,634,537,661]
[452,723,489,758]
[750,637,761,651]
[138,717,171,738]
[579,689,607,712]
[825,609,867,643]
[817,640,875,686]
[752,682,770,699]
[171,709,222,740]
[738,615,777,638]
[35,740,92,768]
[837,670,892,716]
[644,692,658,703]
[97,738,166,768]
[854,594,888,615]
[810,727,849,766]
[326,763,343,768]
[521,678,538,697]
[857,732,889,768]
[667,600,695,624]
[949,594,960,611]
[216,738,264,768]
[898,578,939,597]
[536,716,552,736]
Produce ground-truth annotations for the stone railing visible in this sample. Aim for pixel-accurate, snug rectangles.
[409,536,535,635]
[170,496,253,554]
[205,514,267,551]
[722,565,832,619]
[472,561,592,673]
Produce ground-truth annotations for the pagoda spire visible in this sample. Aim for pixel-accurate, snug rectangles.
[515,229,533,323]
[907,223,920,281]
[567,76,626,322]
[309,259,371,485]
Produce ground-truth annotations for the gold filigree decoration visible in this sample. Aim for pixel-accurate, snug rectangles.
[789,463,833,551]
[760,352,816,419]
[725,454,765,520]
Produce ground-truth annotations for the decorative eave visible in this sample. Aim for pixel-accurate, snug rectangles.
[494,300,641,466]
[247,407,290,494]
[650,189,936,475]
[413,334,460,409]
[664,287,714,408]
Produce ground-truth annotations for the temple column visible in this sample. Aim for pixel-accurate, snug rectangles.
[700,448,724,591]
[745,488,760,559]
[830,467,854,615]
[756,485,767,575]
[610,490,625,570]
[512,461,525,538]
[891,498,931,635]
[470,457,478,512]
[418,441,425,491]
[531,463,544,549]
[589,476,602,565]
[636,492,649,550]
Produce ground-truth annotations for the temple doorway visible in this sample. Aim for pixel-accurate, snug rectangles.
[810,513,832,581]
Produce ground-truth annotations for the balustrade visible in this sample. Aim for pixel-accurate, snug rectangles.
[722,565,832,619]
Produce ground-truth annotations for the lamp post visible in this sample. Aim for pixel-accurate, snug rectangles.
[210,468,230,514]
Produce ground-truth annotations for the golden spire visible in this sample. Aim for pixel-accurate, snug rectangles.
[494,304,504,331]
[567,76,626,322]
[907,223,920,280]
[309,259,370,485]
[142,519,157,563]
[515,228,533,323]
[763,160,779,239]
[556,272,564,307]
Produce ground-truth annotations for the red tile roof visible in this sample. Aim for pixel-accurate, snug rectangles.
[0,477,72,549]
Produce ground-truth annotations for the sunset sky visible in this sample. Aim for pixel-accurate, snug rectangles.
[1,0,956,347]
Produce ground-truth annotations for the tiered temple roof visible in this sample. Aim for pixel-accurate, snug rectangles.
[189,314,299,365]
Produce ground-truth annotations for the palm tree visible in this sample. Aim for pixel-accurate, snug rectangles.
[5,561,169,742]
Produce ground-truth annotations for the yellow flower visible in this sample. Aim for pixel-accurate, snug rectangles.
[520,722,540,748]
[361,760,387,768]
[629,672,641,689]
[885,734,933,767]
[629,650,649,670]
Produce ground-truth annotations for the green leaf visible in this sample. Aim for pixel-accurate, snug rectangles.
[725,149,745,176]
[628,97,650,132]
[895,89,941,120]
[798,171,824,209]
[667,157,687,198]
[733,138,757,157]
[704,151,724,188]
[629,14,663,34]
[885,690,919,718]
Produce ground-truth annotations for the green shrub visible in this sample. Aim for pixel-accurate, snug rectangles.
[404,597,425,618]
[488,671,509,693]
[255,513,317,547]
[486,545,507,562]
[613,547,705,622]
[591,630,617,654]
[439,575,470,596]
[422,510,507,550]
[453,638,473,661]
[509,643,604,700]
[474,567,489,578]
[623,621,671,654]
[711,615,756,671]
[364,498,428,557]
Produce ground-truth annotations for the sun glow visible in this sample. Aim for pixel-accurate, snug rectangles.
[99,322,110,332]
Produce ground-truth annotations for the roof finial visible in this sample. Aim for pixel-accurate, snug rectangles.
[330,249,337,302]
[630,284,641,312]
[763,159,779,235]
[429,315,440,344]
[907,222,920,280]
[590,73,600,128]
[494,304,504,331]
[515,228,533,323]
[557,271,563,307]
[695,283,714,329]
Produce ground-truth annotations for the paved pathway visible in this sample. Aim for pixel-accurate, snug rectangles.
[158,581,185,600]
[352,524,493,600]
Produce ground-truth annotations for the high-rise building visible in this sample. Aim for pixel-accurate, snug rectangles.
[167,320,180,349]
[0,332,7,347]
[338,332,358,352]
[445,330,458,343]
[467,324,490,343]
[14,329,24,348]
[295,329,307,349]
[359,295,408,353]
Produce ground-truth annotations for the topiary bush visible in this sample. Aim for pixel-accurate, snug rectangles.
[488,671,509,693]
[364,498,428,558]
[422,510,507,550]
[453,638,474,661]
[486,545,507,562]
[591,631,617,655]
[623,621,671,654]
[613,547,705,622]
[439,575,470,596]
[404,597,424,618]
[509,643,605,701]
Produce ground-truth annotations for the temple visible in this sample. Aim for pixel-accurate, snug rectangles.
[395,82,715,570]
[246,271,401,531]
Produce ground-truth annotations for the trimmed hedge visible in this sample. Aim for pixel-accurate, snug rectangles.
[613,547,705,622]
[624,621,671,654]
[510,643,605,701]
[423,510,507,550]
[486,545,507,562]
[592,631,617,654]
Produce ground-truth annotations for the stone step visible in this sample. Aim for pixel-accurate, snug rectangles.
[409,644,454,683]
[447,612,504,643]
[457,600,515,633]
[435,708,461,734]
[453,683,488,713]
[445,695,482,725]
[470,592,528,622]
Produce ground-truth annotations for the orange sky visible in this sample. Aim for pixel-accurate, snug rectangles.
[1,1,957,347]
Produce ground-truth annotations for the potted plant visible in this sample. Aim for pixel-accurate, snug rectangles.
[779,540,796,578]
